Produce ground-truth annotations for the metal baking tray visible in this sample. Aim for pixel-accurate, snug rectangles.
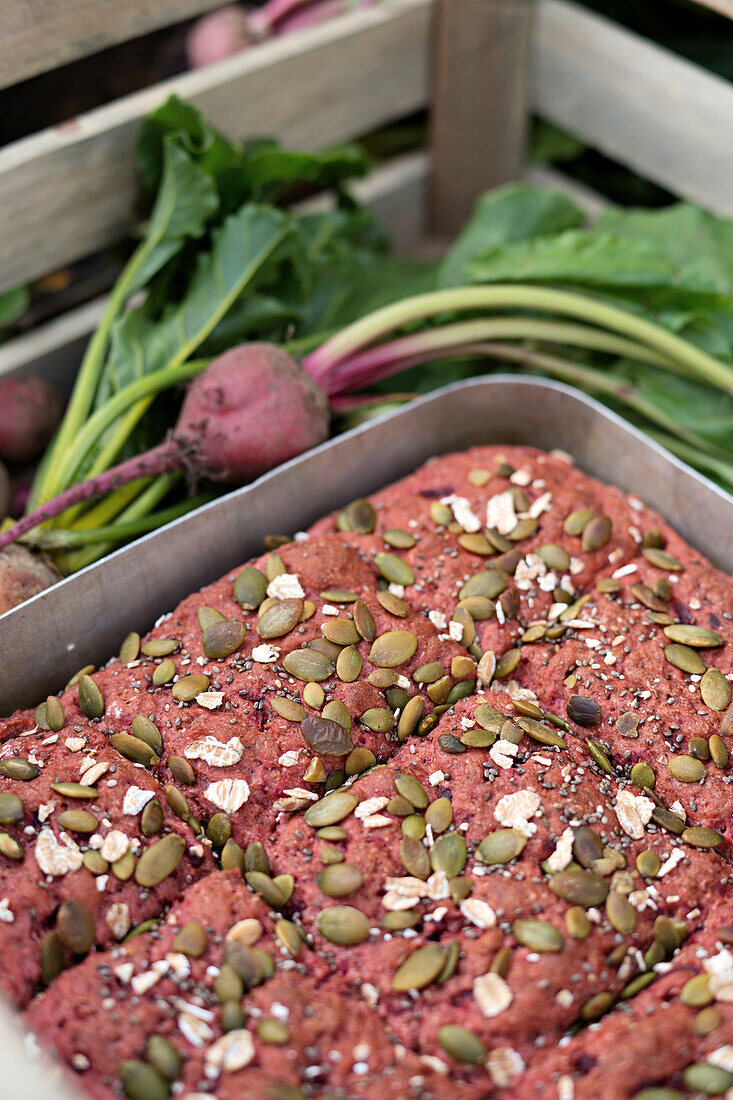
[1,375,731,719]
[1,373,732,1099]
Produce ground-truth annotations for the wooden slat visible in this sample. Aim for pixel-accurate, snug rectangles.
[0,0,226,90]
[532,0,733,215]
[690,0,733,17]
[523,162,609,221]
[0,0,434,296]
[430,0,533,236]
[0,151,432,392]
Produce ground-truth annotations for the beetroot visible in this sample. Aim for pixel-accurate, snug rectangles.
[0,376,62,465]
[0,344,329,551]
[0,544,60,614]
[186,6,251,68]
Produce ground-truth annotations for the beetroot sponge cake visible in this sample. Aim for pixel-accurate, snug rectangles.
[0,444,731,1100]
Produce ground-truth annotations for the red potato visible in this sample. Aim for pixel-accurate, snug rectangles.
[0,544,60,614]
[0,375,63,465]
[186,6,251,67]
[0,344,330,551]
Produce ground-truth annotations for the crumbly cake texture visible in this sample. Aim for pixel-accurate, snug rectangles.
[2,443,732,1100]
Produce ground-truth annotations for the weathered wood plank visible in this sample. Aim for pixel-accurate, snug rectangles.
[532,0,733,214]
[0,0,434,295]
[430,0,533,236]
[0,0,226,90]
[690,0,733,18]
[0,151,433,390]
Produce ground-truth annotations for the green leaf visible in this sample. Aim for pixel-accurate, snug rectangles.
[439,183,585,287]
[136,95,238,199]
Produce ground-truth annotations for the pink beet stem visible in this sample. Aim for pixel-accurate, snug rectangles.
[0,443,182,553]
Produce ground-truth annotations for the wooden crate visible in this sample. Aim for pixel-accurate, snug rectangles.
[0,0,732,389]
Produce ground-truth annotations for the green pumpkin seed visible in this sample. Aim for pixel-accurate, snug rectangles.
[566,907,591,939]
[317,863,364,897]
[198,606,225,630]
[78,674,104,720]
[381,529,415,550]
[171,673,210,703]
[316,905,370,946]
[245,871,285,909]
[381,911,420,931]
[272,696,306,722]
[430,501,453,525]
[457,532,493,556]
[392,943,446,991]
[652,804,686,835]
[169,756,195,786]
[425,797,453,834]
[513,918,564,952]
[83,850,108,874]
[709,733,728,769]
[302,715,353,755]
[375,553,414,586]
[353,600,376,642]
[682,1062,733,1095]
[459,570,508,601]
[477,828,526,865]
[110,733,159,767]
[681,973,713,1007]
[119,1060,169,1100]
[265,553,286,581]
[360,707,394,733]
[630,762,655,788]
[131,715,164,754]
[119,631,141,664]
[395,773,428,810]
[620,972,657,999]
[245,841,270,874]
[141,637,179,658]
[111,849,135,881]
[258,599,304,639]
[581,515,612,551]
[321,589,360,604]
[56,899,95,954]
[40,930,65,985]
[305,791,357,827]
[173,921,207,957]
[0,757,40,781]
[399,835,431,879]
[135,834,185,887]
[412,662,443,685]
[145,1035,182,1082]
[57,809,98,834]
[682,826,723,849]
[445,679,477,707]
[694,1007,722,1037]
[564,508,594,535]
[376,590,409,617]
[321,619,359,646]
[700,668,731,712]
[664,624,723,648]
[336,645,362,684]
[630,583,667,612]
[538,544,571,571]
[438,1025,486,1065]
[667,754,706,782]
[321,700,351,731]
[689,736,710,761]
[571,827,604,868]
[517,716,566,748]
[397,695,425,741]
[642,547,682,571]
[581,991,614,1022]
[0,792,23,825]
[141,800,164,837]
[340,498,376,534]
[234,566,268,609]
[369,630,418,668]
[206,813,231,849]
[42,695,65,733]
[430,832,467,877]
[606,891,636,934]
[51,781,98,799]
[274,873,294,903]
[549,869,609,908]
[258,1016,290,1044]
[664,643,706,675]
[636,850,661,877]
[153,659,176,686]
[402,814,426,840]
[494,648,521,679]
[0,833,22,860]
[201,620,246,659]
[283,648,334,682]
[303,681,325,709]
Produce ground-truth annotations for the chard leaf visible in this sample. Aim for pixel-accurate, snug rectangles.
[137,96,238,198]
[0,285,29,330]
[439,183,584,287]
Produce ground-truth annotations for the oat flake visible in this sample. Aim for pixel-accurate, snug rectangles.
[204,778,250,813]
[266,573,304,600]
[487,1047,525,1087]
[196,691,224,710]
[35,829,83,876]
[205,1030,255,1074]
[355,796,389,818]
[100,830,130,863]
[440,494,481,533]
[252,644,279,663]
[546,827,575,873]
[486,491,517,536]
[460,898,496,929]
[123,786,155,816]
[0,899,14,924]
[185,736,244,767]
[494,789,541,837]
[105,903,131,940]
[615,789,654,839]
[474,972,513,1017]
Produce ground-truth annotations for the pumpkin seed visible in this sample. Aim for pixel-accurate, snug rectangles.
[321,589,360,603]
[40,930,65,985]
[438,1026,486,1065]
[580,991,614,1022]
[258,599,304,639]
[301,715,353,755]
[566,907,591,939]
[271,696,305,723]
[204,812,230,849]
[41,695,65,733]
[244,871,285,909]
[683,825,723,849]
[319,703,350,735]
[430,832,467,877]
[0,757,40,781]
[606,891,636,934]
[130,715,163,755]
[119,1061,169,1100]
[517,716,566,748]
[258,1016,291,1045]
[445,679,477,708]
[375,553,414,587]
[682,1063,733,1095]
[654,915,688,953]
[321,620,358,648]
[723,703,733,737]
[0,792,23,825]
[456,532,491,556]
[305,791,357,827]
[381,911,420,931]
[303,757,326,784]
[688,735,710,761]
[566,694,601,727]
[571,827,604,868]
[317,863,364,897]
[664,643,706,675]
[198,606,225,631]
[369,630,418,668]
[596,577,621,595]
[636,850,661,877]
[153,659,176,686]
[426,675,451,705]
[335,646,362,684]
[141,637,179,658]
[395,774,428,810]
[301,682,324,710]
[244,841,270,874]
[652,805,686,835]
[83,850,108,874]
[474,703,504,732]
[402,814,426,840]
[549,869,609,908]
[376,590,409,618]
[437,939,461,985]
[709,733,728,768]
[700,668,731,711]
[265,553,286,581]
[173,921,207,957]
[348,599,375,642]
[668,754,706,782]
[234,566,267,609]
[112,850,135,881]
[316,905,370,945]
[400,835,431,879]
[0,833,22,860]
[425,797,453,834]
[397,695,425,741]
[51,781,98,799]
[581,515,612,551]
[139,799,163,837]
[412,662,443,685]
[118,631,141,664]
[135,834,185,887]
[564,508,594,536]
[513,918,564,952]
[57,899,94,954]
[458,596,496,620]
[145,1036,182,1083]
[694,1007,722,1037]
[382,528,415,550]
[202,620,246,659]
[620,972,657,999]
[392,943,446,991]
[538,544,571,571]
[168,756,194,786]
[664,624,723,648]
[508,516,537,541]
[78,674,104,719]
[681,973,713,1007]
[437,733,466,754]
[630,761,655,788]
[641,546,682,571]
[477,828,526,865]
[360,707,393,733]
[341,498,376,534]
[57,809,98,834]
[460,569,508,601]
[461,727,496,749]
[494,647,521,679]
[111,733,159,767]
